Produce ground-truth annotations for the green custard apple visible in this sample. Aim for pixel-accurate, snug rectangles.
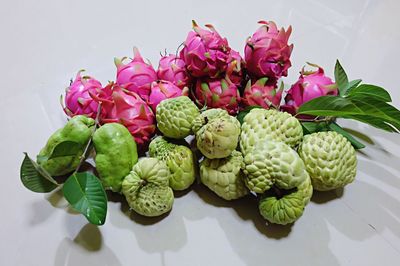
[149,136,195,191]
[192,108,230,134]
[298,131,357,191]
[156,96,200,139]
[122,158,174,217]
[200,150,249,200]
[240,108,303,155]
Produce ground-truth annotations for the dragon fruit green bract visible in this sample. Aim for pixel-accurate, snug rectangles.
[91,83,155,147]
[114,47,157,101]
[63,70,102,118]
[245,21,293,83]
[157,54,191,89]
[148,80,188,113]
[194,77,240,115]
[180,21,231,78]
[242,78,283,109]
[281,64,338,115]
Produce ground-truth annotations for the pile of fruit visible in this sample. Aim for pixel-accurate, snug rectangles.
[21,20,400,226]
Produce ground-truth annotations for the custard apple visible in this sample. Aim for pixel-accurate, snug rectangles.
[156,96,200,139]
[196,115,240,159]
[259,176,313,225]
[149,136,195,191]
[298,131,357,191]
[121,158,174,217]
[200,150,249,200]
[240,108,303,155]
[192,108,230,134]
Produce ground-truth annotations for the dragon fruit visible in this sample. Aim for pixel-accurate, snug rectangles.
[180,21,231,78]
[194,77,240,115]
[91,83,156,146]
[148,80,188,112]
[245,21,294,83]
[62,70,102,118]
[281,64,338,115]
[242,78,283,109]
[114,47,157,101]
[157,54,191,89]
[226,49,245,88]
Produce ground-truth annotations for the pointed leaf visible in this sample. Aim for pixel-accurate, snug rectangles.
[343,79,362,95]
[347,84,391,102]
[20,153,58,193]
[63,172,107,225]
[328,122,365,149]
[48,140,82,160]
[335,60,349,96]
[301,122,330,135]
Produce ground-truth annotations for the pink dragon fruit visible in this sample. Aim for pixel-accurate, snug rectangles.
[62,70,102,118]
[157,54,191,89]
[91,83,156,146]
[281,64,338,115]
[242,78,283,109]
[114,47,157,101]
[148,80,188,112]
[226,49,245,88]
[245,21,294,82]
[194,77,240,115]
[180,21,231,78]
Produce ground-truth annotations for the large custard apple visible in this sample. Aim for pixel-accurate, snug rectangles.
[298,131,357,191]
[196,115,241,159]
[259,176,313,225]
[200,150,249,200]
[156,96,200,139]
[192,108,230,134]
[121,158,174,217]
[149,136,195,191]
[240,108,303,155]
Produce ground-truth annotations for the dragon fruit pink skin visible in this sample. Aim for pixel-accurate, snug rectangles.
[114,47,157,101]
[180,21,231,78]
[226,49,245,88]
[194,77,240,115]
[245,21,294,82]
[148,80,188,112]
[90,83,156,147]
[243,78,283,109]
[62,70,102,118]
[157,54,191,89]
[281,65,338,115]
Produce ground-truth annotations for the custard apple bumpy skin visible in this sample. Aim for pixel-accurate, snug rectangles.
[200,150,249,200]
[149,136,195,191]
[156,96,200,139]
[37,115,95,176]
[243,140,312,224]
[196,114,241,159]
[298,131,357,191]
[240,108,303,155]
[121,158,174,217]
[93,123,138,192]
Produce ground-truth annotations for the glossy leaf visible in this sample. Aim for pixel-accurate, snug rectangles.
[63,172,107,225]
[346,84,391,102]
[48,140,82,160]
[301,121,330,135]
[20,153,58,193]
[343,79,362,95]
[328,122,365,149]
[334,60,349,96]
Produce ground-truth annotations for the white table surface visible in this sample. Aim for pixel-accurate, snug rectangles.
[1,0,400,265]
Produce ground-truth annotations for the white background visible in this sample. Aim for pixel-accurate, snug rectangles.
[1,0,400,265]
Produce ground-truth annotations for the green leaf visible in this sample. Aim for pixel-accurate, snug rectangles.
[20,153,58,193]
[63,172,107,225]
[343,79,362,95]
[346,84,392,102]
[236,106,262,124]
[297,95,400,132]
[48,140,82,160]
[301,121,330,134]
[328,122,365,149]
[334,60,349,96]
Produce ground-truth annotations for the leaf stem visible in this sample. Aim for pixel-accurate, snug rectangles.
[73,103,102,174]
[298,116,335,123]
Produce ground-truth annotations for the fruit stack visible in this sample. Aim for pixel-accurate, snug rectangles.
[21,20,400,227]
